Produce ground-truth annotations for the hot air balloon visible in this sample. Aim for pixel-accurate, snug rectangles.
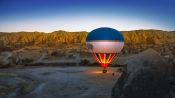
[86,27,124,73]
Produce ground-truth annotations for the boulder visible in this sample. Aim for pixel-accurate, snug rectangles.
[112,48,175,98]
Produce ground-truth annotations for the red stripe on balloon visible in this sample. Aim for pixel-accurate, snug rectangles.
[93,53,101,63]
[99,53,103,63]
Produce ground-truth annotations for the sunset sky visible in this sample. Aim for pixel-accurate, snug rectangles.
[0,0,174,32]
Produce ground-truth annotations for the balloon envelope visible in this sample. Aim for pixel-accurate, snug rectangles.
[86,27,124,69]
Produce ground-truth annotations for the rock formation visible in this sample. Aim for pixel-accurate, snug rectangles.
[112,49,175,98]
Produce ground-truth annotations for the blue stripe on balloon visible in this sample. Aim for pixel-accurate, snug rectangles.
[86,27,124,42]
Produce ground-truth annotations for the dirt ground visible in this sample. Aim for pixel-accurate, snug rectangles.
[0,67,121,98]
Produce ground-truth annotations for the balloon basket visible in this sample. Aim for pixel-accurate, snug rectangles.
[102,69,107,73]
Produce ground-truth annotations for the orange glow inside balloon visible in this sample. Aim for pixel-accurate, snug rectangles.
[93,53,116,69]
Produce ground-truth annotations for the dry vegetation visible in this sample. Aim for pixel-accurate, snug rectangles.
[0,31,87,50]
[0,30,174,50]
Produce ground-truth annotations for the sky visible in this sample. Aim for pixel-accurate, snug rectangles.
[0,0,175,32]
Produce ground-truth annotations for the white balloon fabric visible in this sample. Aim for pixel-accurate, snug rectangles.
[86,41,124,53]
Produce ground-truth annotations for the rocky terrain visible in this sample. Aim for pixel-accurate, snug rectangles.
[0,30,174,68]
[112,49,175,98]
[0,48,174,98]
[0,30,174,98]
[0,42,174,68]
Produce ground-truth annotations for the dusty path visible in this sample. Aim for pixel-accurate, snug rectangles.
[3,67,121,98]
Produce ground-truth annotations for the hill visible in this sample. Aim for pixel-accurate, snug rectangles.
[0,30,174,49]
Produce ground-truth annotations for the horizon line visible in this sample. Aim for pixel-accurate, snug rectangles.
[0,29,174,33]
